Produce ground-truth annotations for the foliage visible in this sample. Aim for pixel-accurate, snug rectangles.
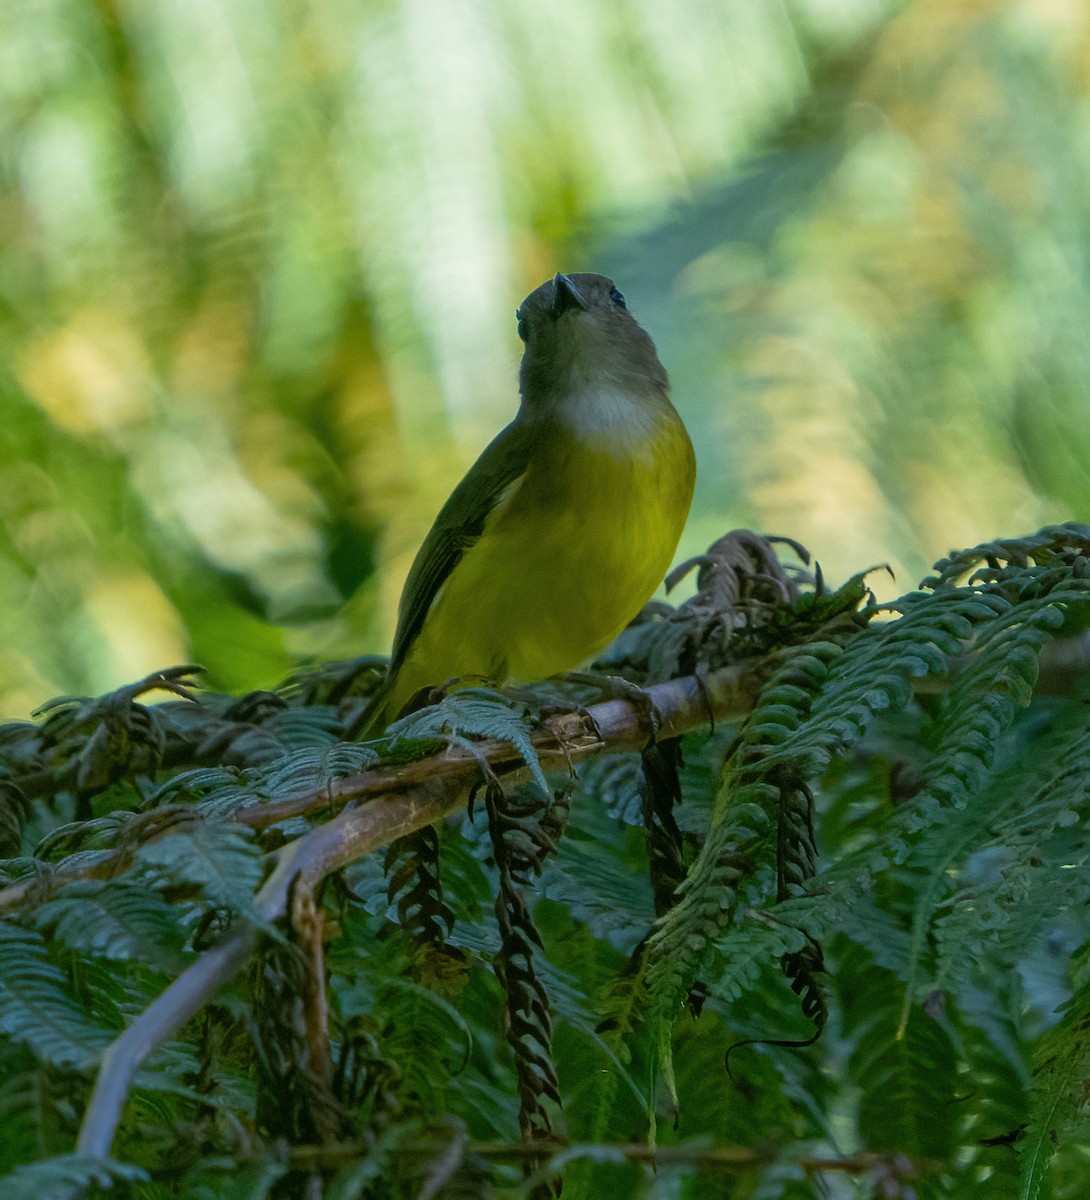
[0,524,1088,1197]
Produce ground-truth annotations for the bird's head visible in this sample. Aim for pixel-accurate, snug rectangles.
[516,273,668,410]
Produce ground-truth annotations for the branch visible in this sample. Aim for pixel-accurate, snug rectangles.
[237,658,762,827]
[0,660,758,918]
[7,632,1088,918]
[75,659,763,1161]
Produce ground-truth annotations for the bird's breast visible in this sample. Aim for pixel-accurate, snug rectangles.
[387,397,694,702]
[475,405,694,674]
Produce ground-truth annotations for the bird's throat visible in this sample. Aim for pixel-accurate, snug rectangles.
[541,386,671,457]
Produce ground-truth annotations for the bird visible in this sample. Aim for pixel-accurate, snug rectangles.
[361,272,695,735]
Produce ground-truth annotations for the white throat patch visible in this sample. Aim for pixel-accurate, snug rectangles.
[553,388,662,450]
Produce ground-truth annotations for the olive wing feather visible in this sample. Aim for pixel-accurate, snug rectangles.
[388,420,534,674]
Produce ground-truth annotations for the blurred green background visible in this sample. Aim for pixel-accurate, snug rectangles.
[1,0,1086,717]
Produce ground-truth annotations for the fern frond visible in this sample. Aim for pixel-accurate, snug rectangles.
[261,744,381,799]
[280,654,387,707]
[574,754,646,826]
[0,1152,149,1200]
[30,666,203,793]
[0,780,29,858]
[0,1050,73,1174]
[31,879,189,969]
[638,642,844,1025]
[34,811,142,860]
[257,704,346,750]
[135,817,265,919]
[540,834,654,950]
[389,690,550,795]
[923,521,1090,587]
[641,740,687,916]
[485,780,566,1143]
[698,914,811,1006]
[385,826,457,948]
[842,948,958,1161]
[1020,981,1090,1199]
[925,707,1090,1000]
[0,922,113,1070]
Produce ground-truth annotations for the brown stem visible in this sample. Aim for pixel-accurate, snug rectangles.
[291,878,339,1144]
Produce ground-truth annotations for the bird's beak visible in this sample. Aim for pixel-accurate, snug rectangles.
[551,273,589,317]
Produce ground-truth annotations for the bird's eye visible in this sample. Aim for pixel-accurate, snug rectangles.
[516,309,528,340]
[609,286,626,309]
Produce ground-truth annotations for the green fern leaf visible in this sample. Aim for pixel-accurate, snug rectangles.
[135,818,264,918]
[0,922,112,1070]
[390,689,549,794]
[1020,982,1090,1199]
[0,1153,148,1200]
[31,879,189,969]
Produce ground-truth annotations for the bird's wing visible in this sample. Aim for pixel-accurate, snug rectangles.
[389,420,534,674]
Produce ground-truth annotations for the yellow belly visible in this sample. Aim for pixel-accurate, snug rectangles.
[388,417,695,713]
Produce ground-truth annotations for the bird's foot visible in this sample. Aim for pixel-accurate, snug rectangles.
[557,671,662,746]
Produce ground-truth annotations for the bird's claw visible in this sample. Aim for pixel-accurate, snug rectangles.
[559,671,662,746]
